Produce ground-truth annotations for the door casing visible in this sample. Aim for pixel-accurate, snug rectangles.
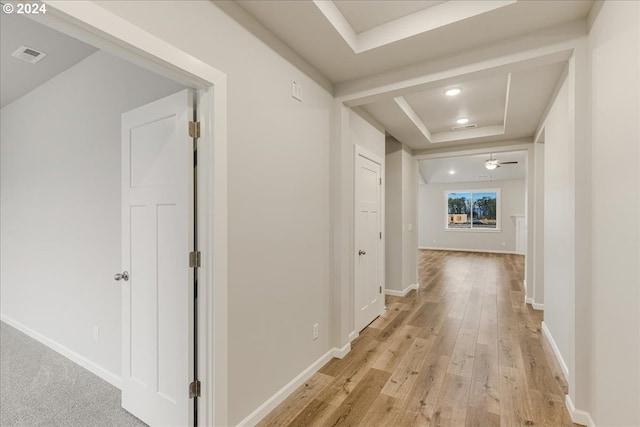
[34,3,229,425]
[353,144,385,334]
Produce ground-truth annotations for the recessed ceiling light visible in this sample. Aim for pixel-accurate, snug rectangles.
[444,88,462,96]
[456,117,470,124]
[449,170,455,175]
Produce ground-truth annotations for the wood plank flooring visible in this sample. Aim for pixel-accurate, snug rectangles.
[258,250,577,427]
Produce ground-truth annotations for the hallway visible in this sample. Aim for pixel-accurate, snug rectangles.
[259,250,576,427]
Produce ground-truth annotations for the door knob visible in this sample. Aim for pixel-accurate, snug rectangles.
[358,250,366,256]
[114,271,129,282]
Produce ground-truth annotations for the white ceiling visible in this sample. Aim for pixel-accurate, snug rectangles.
[233,0,592,152]
[419,151,527,184]
[333,1,446,34]
[362,61,566,150]
[404,74,508,133]
[235,0,593,83]
[1,12,97,108]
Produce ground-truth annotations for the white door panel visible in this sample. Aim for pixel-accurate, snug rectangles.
[355,151,383,333]
[121,89,194,426]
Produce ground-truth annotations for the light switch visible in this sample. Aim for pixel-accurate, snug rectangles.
[291,80,302,102]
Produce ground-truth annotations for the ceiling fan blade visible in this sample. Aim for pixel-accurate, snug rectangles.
[499,161,518,165]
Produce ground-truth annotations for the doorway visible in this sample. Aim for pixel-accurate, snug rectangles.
[31,3,228,424]
[120,89,198,426]
[354,146,385,332]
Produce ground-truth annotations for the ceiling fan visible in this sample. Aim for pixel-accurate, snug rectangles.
[485,154,518,170]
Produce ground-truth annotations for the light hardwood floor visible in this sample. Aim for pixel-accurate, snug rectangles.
[258,250,578,427]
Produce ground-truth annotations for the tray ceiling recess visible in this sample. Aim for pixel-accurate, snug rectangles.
[392,73,511,144]
[312,0,517,53]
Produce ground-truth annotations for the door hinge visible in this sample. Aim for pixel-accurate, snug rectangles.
[379,286,382,294]
[189,121,201,139]
[189,379,201,398]
[189,251,201,268]
[379,231,382,239]
[379,177,382,185]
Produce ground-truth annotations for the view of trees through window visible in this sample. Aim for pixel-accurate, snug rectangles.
[446,190,498,229]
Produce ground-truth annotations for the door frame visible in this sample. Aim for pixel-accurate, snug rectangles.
[353,144,385,333]
[33,3,228,425]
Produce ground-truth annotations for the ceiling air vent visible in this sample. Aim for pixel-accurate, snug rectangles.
[11,45,47,64]
[451,123,477,131]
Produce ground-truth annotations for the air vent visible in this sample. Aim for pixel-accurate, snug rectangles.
[451,123,477,131]
[11,45,47,64]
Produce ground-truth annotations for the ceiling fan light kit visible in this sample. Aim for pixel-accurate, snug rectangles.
[484,153,518,170]
[485,160,499,170]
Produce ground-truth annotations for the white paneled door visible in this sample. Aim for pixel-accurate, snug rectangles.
[355,148,384,333]
[120,89,195,426]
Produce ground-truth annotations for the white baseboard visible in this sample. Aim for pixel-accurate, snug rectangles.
[236,344,351,427]
[565,394,596,427]
[1,313,121,388]
[418,247,518,255]
[331,342,351,359]
[385,283,419,297]
[348,330,359,342]
[525,296,534,305]
[531,302,544,311]
[541,321,569,382]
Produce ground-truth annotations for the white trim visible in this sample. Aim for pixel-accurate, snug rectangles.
[523,279,527,294]
[525,297,534,305]
[348,330,359,342]
[353,144,385,334]
[355,144,384,165]
[235,345,350,427]
[36,4,229,425]
[531,302,544,311]
[414,144,530,161]
[565,394,596,427]
[385,283,419,297]
[541,321,569,382]
[331,343,351,359]
[1,314,121,388]
[418,247,517,255]
[312,0,516,54]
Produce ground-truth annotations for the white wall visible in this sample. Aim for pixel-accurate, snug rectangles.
[589,1,640,424]
[418,179,525,253]
[91,2,335,424]
[533,142,545,306]
[402,149,418,288]
[385,139,417,293]
[385,143,403,292]
[349,109,385,159]
[542,76,575,386]
[0,51,184,379]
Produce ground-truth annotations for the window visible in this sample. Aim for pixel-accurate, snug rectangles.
[445,189,500,230]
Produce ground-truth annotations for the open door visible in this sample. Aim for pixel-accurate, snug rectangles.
[117,89,197,426]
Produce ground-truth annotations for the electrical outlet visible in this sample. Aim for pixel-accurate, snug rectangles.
[93,326,99,343]
[312,323,319,340]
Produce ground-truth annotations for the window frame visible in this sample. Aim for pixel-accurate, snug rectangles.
[443,188,501,232]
